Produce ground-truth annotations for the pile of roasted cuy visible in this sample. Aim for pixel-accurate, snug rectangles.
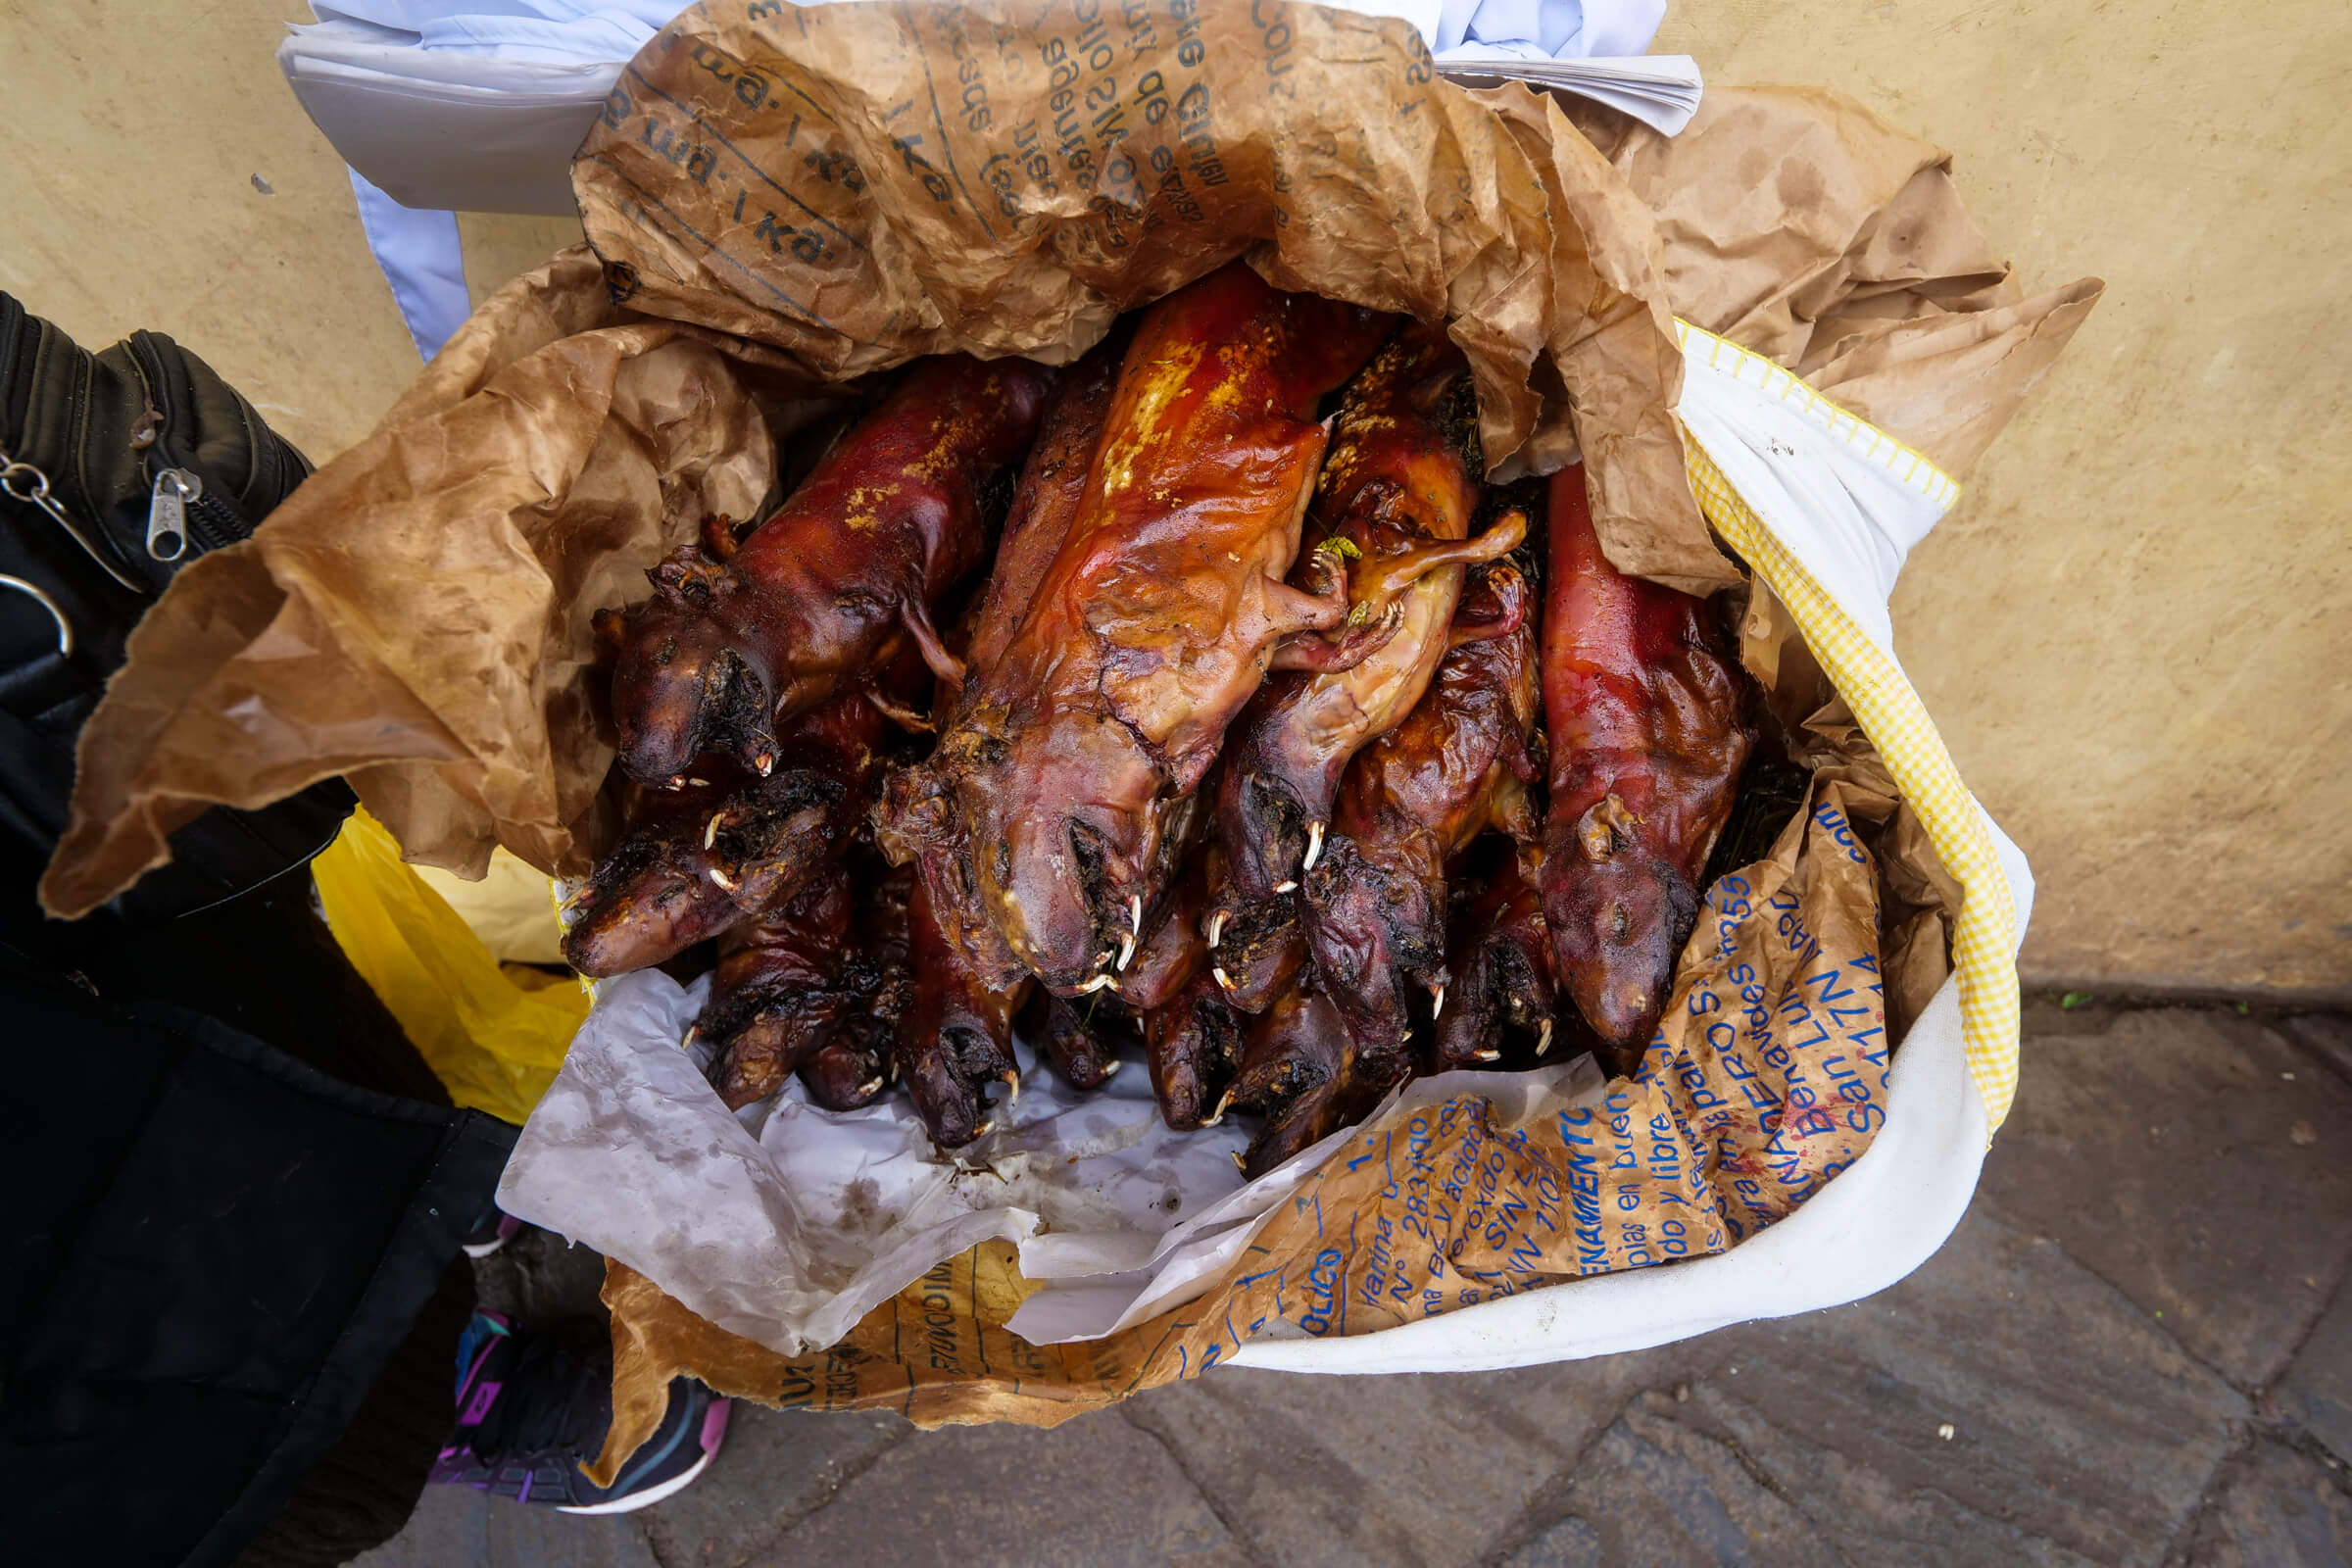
[562,262,1755,1179]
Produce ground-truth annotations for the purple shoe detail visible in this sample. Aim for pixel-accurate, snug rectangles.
[461,1379,503,1426]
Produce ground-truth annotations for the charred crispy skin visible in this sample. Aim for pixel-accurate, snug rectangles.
[1144,966,1248,1131]
[1203,861,1305,1015]
[797,1029,890,1111]
[1114,847,1211,1012]
[882,264,1393,997]
[704,861,857,1110]
[1215,323,1525,907]
[798,858,913,1111]
[1430,848,1560,1072]
[1019,988,1131,1092]
[610,354,1051,786]
[877,340,1124,986]
[558,769,758,978]
[1540,464,1751,1067]
[1301,562,1542,1061]
[897,876,1026,1148]
[564,672,902,978]
[1227,980,1405,1179]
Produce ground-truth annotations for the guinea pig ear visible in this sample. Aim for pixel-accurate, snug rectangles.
[648,545,729,604]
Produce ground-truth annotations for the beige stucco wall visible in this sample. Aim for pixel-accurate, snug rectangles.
[3,2,2344,994]
[1652,2,2352,996]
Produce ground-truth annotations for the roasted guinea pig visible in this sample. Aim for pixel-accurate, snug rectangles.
[563,651,922,979]
[876,337,1124,985]
[1225,977,1403,1180]
[703,860,858,1110]
[1201,851,1305,1016]
[1018,987,1132,1092]
[1214,321,1525,909]
[1428,844,1562,1073]
[895,875,1027,1149]
[1299,560,1543,1066]
[796,857,914,1112]
[1144,965,1248,1132]
[607,353,1051,787]
[879,263,1394,998]
[1539,464,1751,1069]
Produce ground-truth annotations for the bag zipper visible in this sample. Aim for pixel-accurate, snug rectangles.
[123,332,259,559]
[144,466,244,560]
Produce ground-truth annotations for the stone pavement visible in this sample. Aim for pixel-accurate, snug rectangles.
[357,1003,2352,1567]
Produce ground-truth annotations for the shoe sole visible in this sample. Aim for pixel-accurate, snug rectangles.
[462,1216,524,1258]
[556,1400,732,1516]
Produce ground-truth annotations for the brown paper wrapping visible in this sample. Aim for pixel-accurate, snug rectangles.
[569,2,1727,587]
[1575,85,2106,474]
[34,0,2090,1458]
[41,253,826,913]
[42,6,2094,919]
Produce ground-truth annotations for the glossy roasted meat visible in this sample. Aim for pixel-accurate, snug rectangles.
[896,876,1026,1149]
[1539,464,1751,1069]
[1300,561,1542,1063]
[1227,980,1404,1179]
[880,264,1393,997]
[876,339,1124,986]
[797,858,913,1112]
[960,333,1127,686]
[563,667,905,979]
[1429,847,1560,1072]
[1215,322,1525,907]
[703,860,857,1110]
[1144,966,1248,1132]
[608,354,1051,786]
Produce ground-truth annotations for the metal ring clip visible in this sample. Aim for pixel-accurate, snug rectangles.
[0,573,74,658]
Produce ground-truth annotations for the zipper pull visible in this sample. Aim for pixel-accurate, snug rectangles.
[147,467,202,562]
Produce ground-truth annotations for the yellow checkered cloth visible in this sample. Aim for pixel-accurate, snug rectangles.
[1672,319,2021,1133]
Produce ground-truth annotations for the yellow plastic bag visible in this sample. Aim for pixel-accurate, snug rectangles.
[312,807,587,1123]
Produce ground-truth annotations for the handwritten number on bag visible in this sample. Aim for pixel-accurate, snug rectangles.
[747,1,782,19]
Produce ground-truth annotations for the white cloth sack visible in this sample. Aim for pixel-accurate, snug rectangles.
[498,322,2033,1373]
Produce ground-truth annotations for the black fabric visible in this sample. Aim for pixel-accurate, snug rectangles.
[64,873,452,1109]
[232,1258,477,1568]
[0,294,511,1568]
[0,290,353,929]
[0,951,516,1568]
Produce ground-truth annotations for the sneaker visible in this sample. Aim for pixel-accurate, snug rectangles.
[429,1312,729,1514]
[459,1204,524,1258]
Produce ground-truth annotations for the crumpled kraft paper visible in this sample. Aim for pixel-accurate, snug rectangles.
[1575,85,2105,475]
[581,729,1925,1469]
[41,7,2093,922]
[40,251,825,915]
[570,1,1724,585]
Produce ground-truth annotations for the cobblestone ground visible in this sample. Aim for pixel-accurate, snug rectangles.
[358,1002,2352,1567]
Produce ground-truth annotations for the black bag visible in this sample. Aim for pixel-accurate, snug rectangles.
[0,293,355,940]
